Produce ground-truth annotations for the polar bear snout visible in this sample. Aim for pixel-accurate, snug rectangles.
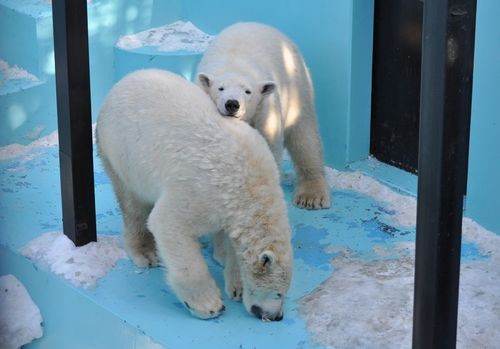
[243,286,287,322]
[224,99,240,116]
[251,305,283,322]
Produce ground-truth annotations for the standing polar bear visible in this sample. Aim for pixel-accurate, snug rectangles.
[97,69,292,321]
[197,22,330,209]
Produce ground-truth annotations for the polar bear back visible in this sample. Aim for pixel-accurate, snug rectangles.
[197,22,314,121]
[97,69,279,207]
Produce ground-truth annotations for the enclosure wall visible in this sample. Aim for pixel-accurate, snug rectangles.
[466,0,500,234]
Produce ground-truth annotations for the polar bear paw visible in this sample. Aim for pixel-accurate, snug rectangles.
[294,178,331,210]
[125,231,160,268]
[225,275,243,302]
[128,249,161,268]
[181,282,225,319]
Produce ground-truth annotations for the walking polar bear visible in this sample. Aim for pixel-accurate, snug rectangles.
[197,22,330,210]
[97,69,292,321]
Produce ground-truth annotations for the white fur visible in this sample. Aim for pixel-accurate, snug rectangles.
[96,69,293,320]
[197,22,330,209]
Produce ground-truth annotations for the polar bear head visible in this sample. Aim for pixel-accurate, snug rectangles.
[239,243,293,321]
[197,72,276,122]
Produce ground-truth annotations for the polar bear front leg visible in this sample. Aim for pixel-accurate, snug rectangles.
[284,102,331,210]
[223,235,243,301]
[148,201,224,319]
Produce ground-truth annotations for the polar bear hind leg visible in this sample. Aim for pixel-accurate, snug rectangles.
[100,155,159,267]
[212,230,225,266]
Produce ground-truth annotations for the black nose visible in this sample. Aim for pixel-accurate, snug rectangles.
[225,100,240,114]
[251,305,283,321]
[251,305,263,318]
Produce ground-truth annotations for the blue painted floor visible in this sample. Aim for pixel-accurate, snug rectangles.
[0,139,492,349]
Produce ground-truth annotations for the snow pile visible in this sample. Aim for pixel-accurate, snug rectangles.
[301,234,500,349]
[300,168,500,349]
[117,21,214,53]
[0,124,96,161]
[325,166,497,246]
[0,131,58,161]
[300,252,415,349]
[0,275,43,349]
[0,59,38,83]
[21,232,128,288]
[325,167,417,227]
[461,217,500,262]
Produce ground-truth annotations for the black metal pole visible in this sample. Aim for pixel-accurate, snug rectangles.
[52,0,97,246]
[412,0,476,348]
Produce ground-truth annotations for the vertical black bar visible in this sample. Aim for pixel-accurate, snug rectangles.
[52,0,97,246]
[412,0,476,348]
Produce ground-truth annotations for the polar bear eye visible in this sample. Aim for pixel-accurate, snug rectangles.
[218,87,224,91]
[245,90,252,95]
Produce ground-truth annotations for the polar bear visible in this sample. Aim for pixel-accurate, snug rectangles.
[196,22,330,210]
[96,69,293,321]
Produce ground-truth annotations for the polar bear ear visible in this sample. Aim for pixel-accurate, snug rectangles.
[259,250,276,268]
[259,81,276,96]
[198,73,213,90]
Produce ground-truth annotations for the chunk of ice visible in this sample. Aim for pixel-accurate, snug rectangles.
[0,275,43,349]
[21,232,128,289]
[116,21,213,53]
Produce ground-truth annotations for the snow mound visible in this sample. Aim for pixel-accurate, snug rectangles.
[301,168,500,349]
[0,131,58,161]
[116,21,213,53]
[325,166,500,252]
[0,59,38,83]
[301,253,415,349]
[0,123,96,161]
[462,217,500,261]
[21,232,128,288]
[300,236,500,349]
[325,167,417,227]
[0,274,43,349]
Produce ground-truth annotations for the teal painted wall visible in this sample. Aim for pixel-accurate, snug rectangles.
[466,0,500,234]
[87,0,159,121]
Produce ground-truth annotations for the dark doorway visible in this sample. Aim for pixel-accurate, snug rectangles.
[370,0,423,174]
